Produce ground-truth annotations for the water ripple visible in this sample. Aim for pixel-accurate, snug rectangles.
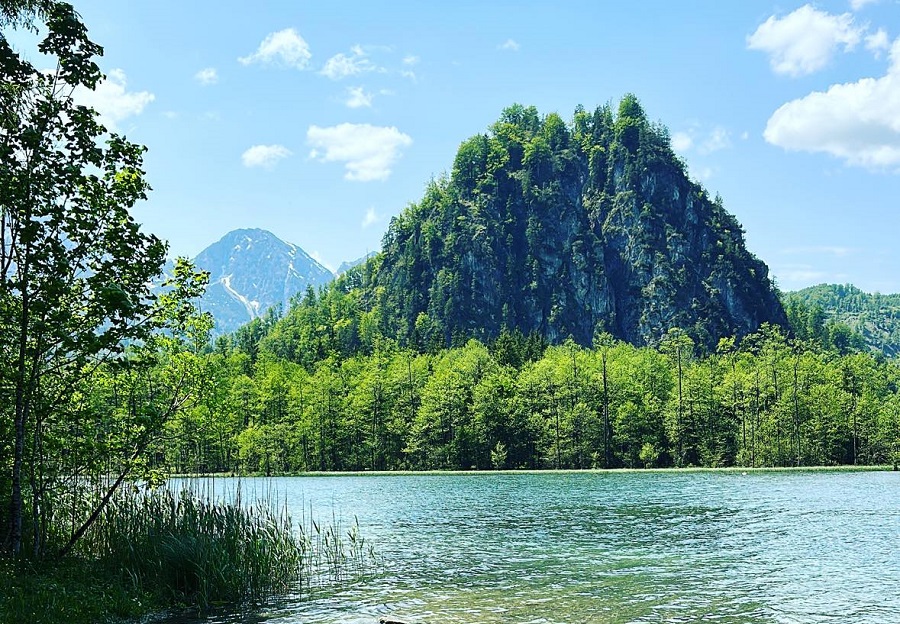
[163,471,900,624]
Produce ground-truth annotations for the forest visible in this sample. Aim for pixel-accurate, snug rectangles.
[160,286,899,474]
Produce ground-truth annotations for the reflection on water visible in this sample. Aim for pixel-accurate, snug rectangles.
[162,470,900,624]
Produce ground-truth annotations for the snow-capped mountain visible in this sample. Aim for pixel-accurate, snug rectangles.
[192,228,334,334]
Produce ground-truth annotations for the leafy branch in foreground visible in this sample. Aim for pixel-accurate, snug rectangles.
[0,1,209,558]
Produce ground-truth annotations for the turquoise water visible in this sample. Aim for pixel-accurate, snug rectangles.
[175,470,900,623]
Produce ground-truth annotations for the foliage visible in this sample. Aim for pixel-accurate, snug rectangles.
[2,481,376,623]
[0,556,155,624]
[171,324,900,473]
[784,283,900,357]
[365,97,785,352]
[0,1,209,558]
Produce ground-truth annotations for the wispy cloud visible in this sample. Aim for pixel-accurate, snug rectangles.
[402,55,419,66]
[747,5,862,77]
[361,207,380,228]
[866,29,890,58]
[671,131,693,152]
[194,67,218,86]
[345,86,373,108]
[241,144,292,168]
[321,45,380,80]
[307,123,412,181]
[850,0,880,10]
[671,125,731,154]
[781,246,855,257]
[498,39,520,52]
[73,69,154,131]
[239,28,312,69]
[309,250,336,274]
[699,126,731,154]
[775,265,829,284]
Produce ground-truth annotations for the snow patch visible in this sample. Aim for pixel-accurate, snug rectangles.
[221,274,261,319]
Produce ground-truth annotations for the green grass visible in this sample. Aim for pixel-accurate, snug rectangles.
[0,557,157,624]
[2,481,380,624]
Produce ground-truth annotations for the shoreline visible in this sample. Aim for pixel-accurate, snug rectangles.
[170,464,894,478]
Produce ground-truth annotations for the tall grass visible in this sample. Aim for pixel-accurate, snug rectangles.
[300,507,380,585]
[82,481,380,606]
[81,483,304,609]
[3,481,380,623]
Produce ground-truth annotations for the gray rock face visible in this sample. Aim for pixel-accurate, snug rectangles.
[193,229,334,334]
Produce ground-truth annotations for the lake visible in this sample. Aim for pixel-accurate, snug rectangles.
[172,470,899,623]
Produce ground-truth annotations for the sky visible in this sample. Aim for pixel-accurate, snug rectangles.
[9,0,900,292]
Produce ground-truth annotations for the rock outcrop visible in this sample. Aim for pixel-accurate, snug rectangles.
[372,97,786,350]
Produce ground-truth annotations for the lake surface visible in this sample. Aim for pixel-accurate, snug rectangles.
[173,470,899,624]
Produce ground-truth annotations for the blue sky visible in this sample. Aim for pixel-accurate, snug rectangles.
[11,0,900,292]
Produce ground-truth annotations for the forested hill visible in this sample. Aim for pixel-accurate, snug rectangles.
[784,284,900,357]
[372,97,786,351]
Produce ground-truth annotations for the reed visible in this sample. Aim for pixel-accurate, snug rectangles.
[300,507,380,585]
[3,480,379,623]
[80,482,305,610]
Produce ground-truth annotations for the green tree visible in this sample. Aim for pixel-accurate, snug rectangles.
[0,3,208,556]
[659,328,694,466]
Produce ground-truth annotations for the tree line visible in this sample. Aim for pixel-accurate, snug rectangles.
[158,322,900,474]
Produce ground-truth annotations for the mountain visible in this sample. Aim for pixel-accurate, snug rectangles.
[337,251,377,275]
[369,98,787,351]
[193,229,334,334]
[784,284,900,357]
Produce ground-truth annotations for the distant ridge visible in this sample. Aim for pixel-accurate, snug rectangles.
[337,251,377,275]
[784,283,900,357]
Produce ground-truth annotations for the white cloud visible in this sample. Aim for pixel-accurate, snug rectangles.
[194,67,218,86]
[763,38,900,169]
[699,126,731,154]
[73,69,154,131]
[671,126,730,154]
[307,123,412,181]
[361,207,380,228]
[345,86,373,109]
[321,45,379,80]
[747,5,862,76]
[671,131,693,152]
[498,39,520,51]
[239,28,311,69]
[402,55,419,66]
[850,0,880,9]
[866,29,890,57]
[241,144,292,168]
